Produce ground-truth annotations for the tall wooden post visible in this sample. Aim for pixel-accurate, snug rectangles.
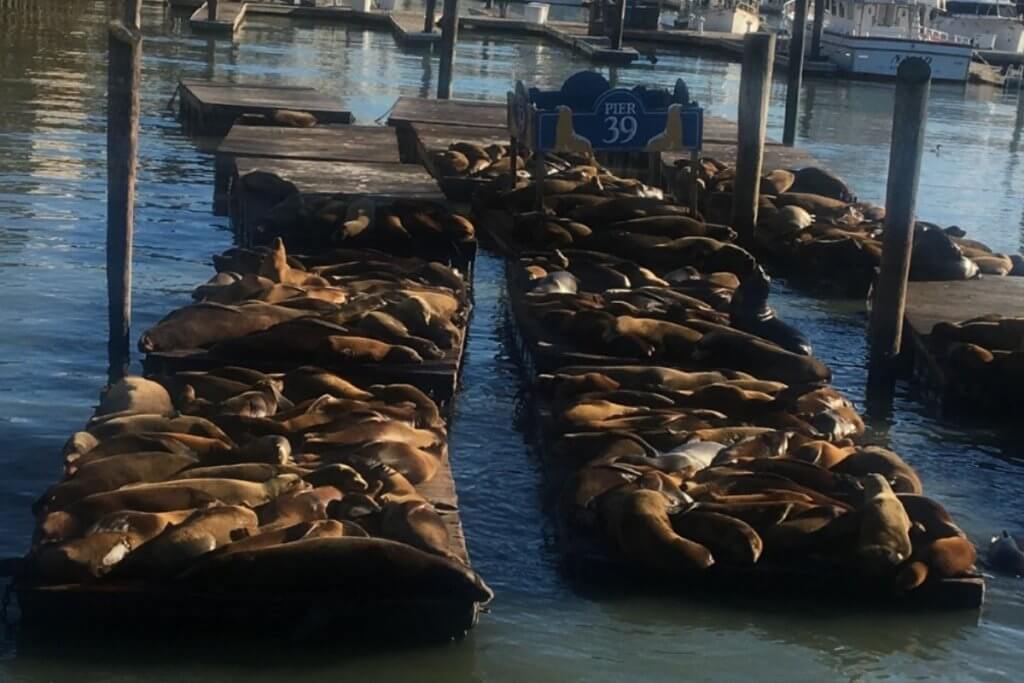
[811,0,825,59]
[732,32,775,246]
[107,0,142,384]
[437,0,460,99]
[611,0,628,51]
[208,0,218,21]
[783,0,807,146]
[868,58,931,366]
[423,0,437,33]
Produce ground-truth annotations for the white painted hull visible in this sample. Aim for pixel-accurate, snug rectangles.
[700,8,760,33]
[931,16,1024,53]
[819,31,973,81]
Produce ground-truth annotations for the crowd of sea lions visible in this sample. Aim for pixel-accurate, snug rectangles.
[23,222,493,616]
[929,314,1024,407]
[675,159,1024,295]
[486,159,980,596]
[141,238,469,367]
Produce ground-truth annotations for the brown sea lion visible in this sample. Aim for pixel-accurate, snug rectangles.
[64,475,303,528]
[305,421,443,451]
[302,464,369,493]
[86,413,233,444]
[112,506,259,577]
[832,447,923,494]
[379,500,454,560]
[669,509,763,565]
[599,488,715,572]
[96,376,174,417]
[138,301,309,353]
[282,366,373,403]
[856,474,913,576]
[213,519,353,559]
[339,441,441,484]
[693,331,832,385]
[39,451,199,512]
[320,335,424,364]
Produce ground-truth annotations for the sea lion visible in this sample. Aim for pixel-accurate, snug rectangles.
[379,499,454,560]
[728,266,812,355]
[910,226,979,281]
[987,531,1024,576]
[64,475,303,529]
[788,167,855,202]
[320,335,424,364]
[856,474,913,576]
[669,509,763,565]
[96,376,174,417]
[212,520,352,559]
[598,488,715,572]
[337,441,441,485]
[86,413,233,444]
[257,486,343,527]
[775,192,851,217]
[138,301,309,353]
[302,464,369,493]
[111,506,259,577]
[177,537,493,604]
[693,330,831,385]
[832,447,923,494]
[38,451,199,512]
[304,421,443,451]
[282,366,373,403]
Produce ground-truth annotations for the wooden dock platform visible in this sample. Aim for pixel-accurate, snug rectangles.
[387,96,507,162]
[230,156,444,237]
[389,11,441,46]
[458,15,638,64]
[903,277,1024,402]
[189,1,247,35]
[213,124,402,213]
[177,79,353,137]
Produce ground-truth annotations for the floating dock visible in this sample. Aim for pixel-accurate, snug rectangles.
[213,124,403,213]
[387,96,508,162]
[904,277,1024,406]
[176,79,353,137]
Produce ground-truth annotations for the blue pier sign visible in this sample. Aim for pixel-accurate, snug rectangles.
[510,71,703,155]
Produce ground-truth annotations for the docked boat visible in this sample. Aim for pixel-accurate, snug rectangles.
[928,0,1024,53]
[787,0,975,81]
[762,0,789,13]
[680,0,762,33]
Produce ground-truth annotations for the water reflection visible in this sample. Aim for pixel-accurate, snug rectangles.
[0,1,1022,680]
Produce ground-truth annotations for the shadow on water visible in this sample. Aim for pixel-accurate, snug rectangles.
[0,1,1023,681]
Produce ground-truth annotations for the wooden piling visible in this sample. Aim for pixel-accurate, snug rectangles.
[106,0,143,384]
[437,0,460,99]
[423,0,437,33]
[783,0,808,146]
[611,0,628,51]
[811,0,824,59]
[868,58,931,365]
[732,31,775,245]
[207,0,218,21]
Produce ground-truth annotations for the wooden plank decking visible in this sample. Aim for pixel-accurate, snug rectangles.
[213,124,402,213]
[387,96,507,162]
[177,79,353,136]
[229,156,444,238]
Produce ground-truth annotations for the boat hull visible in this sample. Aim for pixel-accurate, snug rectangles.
[819,31,973,81]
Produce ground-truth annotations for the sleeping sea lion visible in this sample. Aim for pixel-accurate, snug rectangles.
[856,474,913,576]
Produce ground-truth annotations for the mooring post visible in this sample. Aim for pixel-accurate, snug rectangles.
[868,58,931,367]
[732,31,775,246]
[611,0,628,51]
[208,0,218,21]
[107,0,143,384]
[783,0,808,146]
[423,0,437,33]
[811,0,824,59]
[437,0,460,99]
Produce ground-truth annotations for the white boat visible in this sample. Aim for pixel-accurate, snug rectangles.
[684,0,762,33]
[928,0,1024,52]
[761,0,790,13]
[787,0,975,81]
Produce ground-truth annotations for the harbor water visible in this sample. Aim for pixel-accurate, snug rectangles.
[1,1,1022,680]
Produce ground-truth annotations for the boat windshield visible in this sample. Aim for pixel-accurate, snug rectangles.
[944,1,1021,17]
